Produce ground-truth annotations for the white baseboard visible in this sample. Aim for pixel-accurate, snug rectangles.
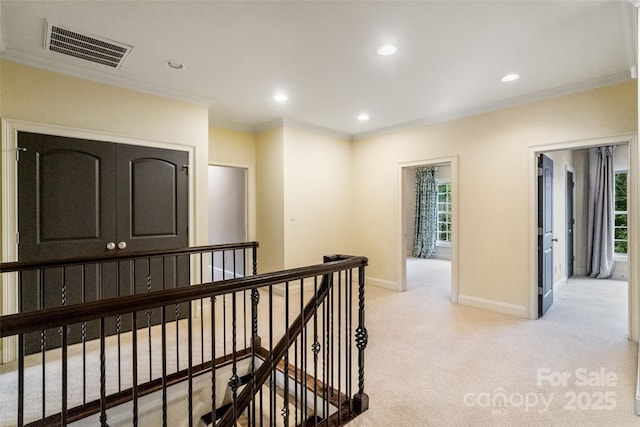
[636,340,640,416]
[366,276,398,291]
[554,277,567,294]
[458,294,528,318]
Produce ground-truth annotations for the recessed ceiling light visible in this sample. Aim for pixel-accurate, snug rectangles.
[377,45,397,56]
[501,73,520,82]
[164,60,185,70]
[357,113,370,121]
[274,93,288,102]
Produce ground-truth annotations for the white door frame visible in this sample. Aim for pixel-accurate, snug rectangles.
[527,133,638,342]
[398,155,458,302]
[207,161,256,244]
[1,118,197,363]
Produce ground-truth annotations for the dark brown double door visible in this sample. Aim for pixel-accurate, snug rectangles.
[18,132,189,353]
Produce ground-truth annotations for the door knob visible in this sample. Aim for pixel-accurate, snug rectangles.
[118,241,127,250]
[106,242,116,251]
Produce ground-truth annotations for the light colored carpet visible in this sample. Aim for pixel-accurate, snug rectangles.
[346,258,638,426]
[2,259,637,426]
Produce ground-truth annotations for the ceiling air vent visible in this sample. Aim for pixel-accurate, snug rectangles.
[44,21,132,69]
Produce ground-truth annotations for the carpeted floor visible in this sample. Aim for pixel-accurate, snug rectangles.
[2,258,637,426]
[346,258,638,426]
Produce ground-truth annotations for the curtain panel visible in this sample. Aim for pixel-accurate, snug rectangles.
[587,146,615,279]
[412,166,438,258]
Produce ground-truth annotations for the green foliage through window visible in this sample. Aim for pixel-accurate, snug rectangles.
[437,181,452,243]
[614,171,627,254]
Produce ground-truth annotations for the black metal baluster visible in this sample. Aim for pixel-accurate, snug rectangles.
[188,297,193,427]
[18,333,24,427]
[61,323,68,426]
[146,258,152,382]
[294,325,298,426]
[132,311,139,426]
[161,304,168,427]
[117,261,122,392]
[252,243,258,276]
[282,281,289,427]
[200,253,204,365]
[61,267,68,426]
[329,272,335,416]
[299,278,305,425]
[251,286,260,427]
[211,294,217,426]
[161,257,168,425]
[353,264,369,413]
[39,268,46,420]
[229,290,239,423]
[323,282,329,420]
[223,251,227,356]
[99,317,107,426]
[312,276,319,426]
[81,265,87,405]
[269,283,275,425]
[347,268,353,417]
[18,271,24,427]
[337,270,342,424]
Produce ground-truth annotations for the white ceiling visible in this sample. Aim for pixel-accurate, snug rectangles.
[0,1,637,138]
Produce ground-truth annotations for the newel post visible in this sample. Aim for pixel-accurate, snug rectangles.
[353,262,369,413]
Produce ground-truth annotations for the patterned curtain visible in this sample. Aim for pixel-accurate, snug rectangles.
[412,166,438,258]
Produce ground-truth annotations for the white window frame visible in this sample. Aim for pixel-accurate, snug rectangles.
[436,179,452,246]
[614,170,628,256]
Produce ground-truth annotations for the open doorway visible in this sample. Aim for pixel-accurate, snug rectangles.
[532,137,635,340]
[400,158,457,302]
[208,164,248,279]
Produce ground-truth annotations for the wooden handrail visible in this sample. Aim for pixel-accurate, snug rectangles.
[217,269,334,426]
[0,255,368,337]
[0,242,259,273]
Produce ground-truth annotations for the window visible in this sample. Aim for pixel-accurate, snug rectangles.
[614,171,628,254]
[437,181,452,243]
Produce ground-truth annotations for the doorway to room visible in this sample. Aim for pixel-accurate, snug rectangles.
[400,158,457,302]
[532,138,633,340]
[208,164,248,279]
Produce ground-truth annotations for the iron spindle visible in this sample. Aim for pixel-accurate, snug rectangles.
[99,318,107,426]
[162,305,168,427]
[353,264,369,413]
[188,300,193,427]
[132,311,139,426]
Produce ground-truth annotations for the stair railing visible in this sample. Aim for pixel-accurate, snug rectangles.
[0,247,369,427]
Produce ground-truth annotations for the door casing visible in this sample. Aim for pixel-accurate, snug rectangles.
[398,155,458,300]
[528,134,638,342]
[1,119,196,362]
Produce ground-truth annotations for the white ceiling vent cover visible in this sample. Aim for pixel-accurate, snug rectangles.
[44,21,132,69]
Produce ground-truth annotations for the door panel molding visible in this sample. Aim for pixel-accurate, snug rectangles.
[1,118,195,363]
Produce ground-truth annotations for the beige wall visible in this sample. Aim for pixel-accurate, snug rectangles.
[209,126,256,166]
[255,125,353,272]
[0,59,209,246]
[352,81,637,314]
[256,127,285,273]
[208,126,257,242]
[0,60,210,359]
[283,126,353,268]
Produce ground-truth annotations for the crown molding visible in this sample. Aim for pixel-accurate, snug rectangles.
[254,117,352,140]
[353,71,633,141]
[0,49,214,108]
[628,0,640,8]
